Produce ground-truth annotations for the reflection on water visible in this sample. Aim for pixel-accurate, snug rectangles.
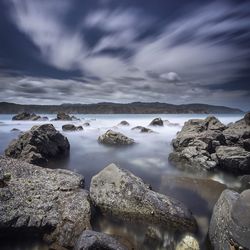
[0,114,243,249]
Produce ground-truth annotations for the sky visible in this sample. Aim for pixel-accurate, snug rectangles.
[0,0,249,110]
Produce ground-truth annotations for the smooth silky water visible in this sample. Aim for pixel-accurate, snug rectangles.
[0,114,243,249]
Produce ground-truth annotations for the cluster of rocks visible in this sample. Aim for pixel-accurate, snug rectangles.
[0,158,197,249]
[52,112,80,121]
[169,113,250,174]
[5,124,70,166]
[12,112,48,121]
[131,126,155,133]
[62,124,83,132]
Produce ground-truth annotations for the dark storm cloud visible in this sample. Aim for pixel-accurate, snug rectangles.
[0,0,249,109]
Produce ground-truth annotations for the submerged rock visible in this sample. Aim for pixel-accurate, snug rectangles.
[62,124,83,132]
[98,130,135,145]
[74,230,127,250]
[164,120,181,127]
[5,124,70,166]
[0,157,91,249]
[149,117,164,126]
[132,126,155,133]
[209,189,250,250]
[90,164,197,232]
[118,120,130,126]
[169,114,250,174]
[10,128,21,132]
[12,112,41,121]
[82,122,90,127]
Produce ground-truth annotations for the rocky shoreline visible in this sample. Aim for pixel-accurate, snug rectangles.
[0,112,250,249]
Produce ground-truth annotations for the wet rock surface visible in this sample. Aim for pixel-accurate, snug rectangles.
[62,124,83,131]
[98,130,135,145]
[90,164,197,232]
[12,112,41,121]
[74,230,128,250]
[209,189,250,250]
[0,157,91,249]
[5,124,70,166]
[169,114,250,174]
[149,117,164,126]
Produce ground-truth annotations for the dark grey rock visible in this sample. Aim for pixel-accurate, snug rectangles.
[62,124,83,131]
[12,112,41,121]
[118,120,130,126]
[131,126,154,133]
[209,189,250,250]
[149,118,164,126]
[5,124,70,166]
[98,130,135,145]
[74,230,127,250]
[54,112,80,121]
[90,164,197,232]
[0,156,91,249]
[83,122,90,127]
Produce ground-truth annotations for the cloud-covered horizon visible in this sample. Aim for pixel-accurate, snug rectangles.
[0,0,249,109]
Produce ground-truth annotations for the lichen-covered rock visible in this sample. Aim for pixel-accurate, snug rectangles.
[12,112,41,121]
[118,120,130,126]
[62,124,83,131]
[74,230,127,250]
[90,164,196,232]
[169,114,250,174]
[98,130,135,145]
[0,157,91,249]
[176,234,199,250]
[5,124,70,166]
[149,117,164,126]
[209,189,250,250]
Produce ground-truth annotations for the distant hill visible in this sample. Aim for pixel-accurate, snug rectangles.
[0,102,243,114]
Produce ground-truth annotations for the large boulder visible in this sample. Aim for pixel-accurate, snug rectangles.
[169,114,250,174]
[74,230,127,250]
[62,124,83,132]
[98,130,135,145]
[0,157,91,249]
[149,117,164,126]
[12,112,41,121]
[209,189,250,250]
[5,124,70,166]
[90,164,197,232]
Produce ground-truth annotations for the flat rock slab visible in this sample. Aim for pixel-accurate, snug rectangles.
[90,164,196,232]
[74,230,128,250]
[0,157,91,249]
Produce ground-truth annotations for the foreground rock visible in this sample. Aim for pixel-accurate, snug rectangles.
[0,157,91,249]
[176,234,199,250]
[74,230,127,250]
[90,164,196,231]
[169,114,250,173]
[5,124,70,166]
[12,112,41,121]
[149,117,164,126]
[62,124,83,132]
[118,120,130,126]
[132,126,155,133]
[98,130,135,145]
[209,189,250,250]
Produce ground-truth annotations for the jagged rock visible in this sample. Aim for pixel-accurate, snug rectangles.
[0,157,91,249]
[149,118,164,126]
[98,130,135,145]
[62,124,83,132]
[5,124,70,166]
[118,120,130,126]
[90,164,197,231]
[214,146,250,174]
[209,189,250,250]
[12,112,41,121]
[244,112,250,125]
[132,126,154,133]
[169,114,250,174]
[176,234,199,250]
[74,230,127,250]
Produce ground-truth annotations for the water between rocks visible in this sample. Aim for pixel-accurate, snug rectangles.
[0,114,243,249]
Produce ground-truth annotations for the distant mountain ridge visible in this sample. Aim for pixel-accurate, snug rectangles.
[0,102,243,114]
